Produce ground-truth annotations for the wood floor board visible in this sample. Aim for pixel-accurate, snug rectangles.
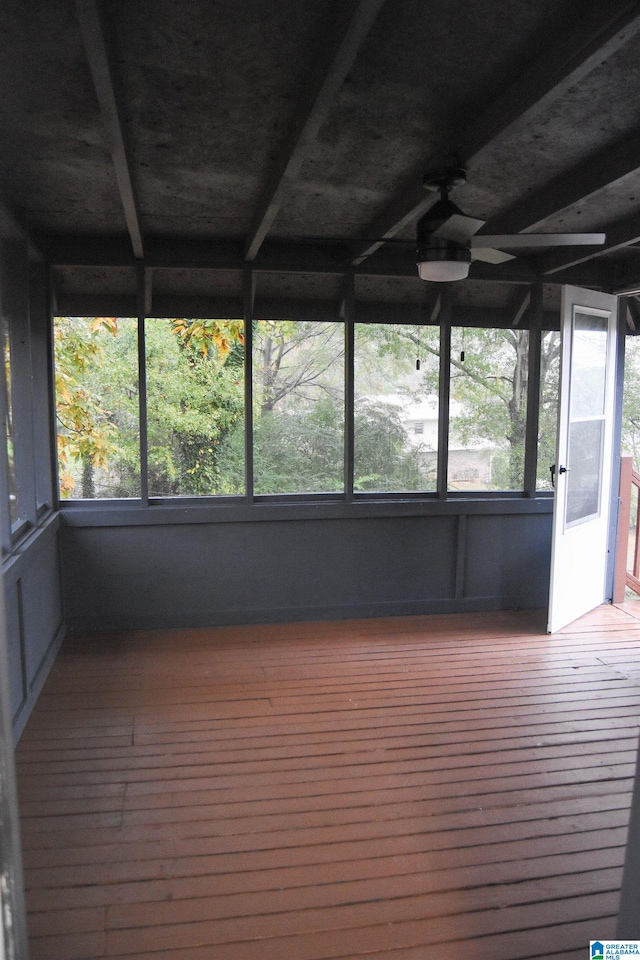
[15,721,640,772]
[23,826,628,914]
[20,807,633,892]
[20,790,633,870]
[16,605,640,958]
[19,767,633,827]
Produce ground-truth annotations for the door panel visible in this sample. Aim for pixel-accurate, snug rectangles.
[547,286,618,633]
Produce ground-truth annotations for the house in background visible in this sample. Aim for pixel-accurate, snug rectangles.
[399,395,497,489]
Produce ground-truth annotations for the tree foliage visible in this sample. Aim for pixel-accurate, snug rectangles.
[55,316,121,496]
[55,316,246,498]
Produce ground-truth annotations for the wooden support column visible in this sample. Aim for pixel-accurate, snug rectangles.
[524,283,543,496]
[243,266,255,502]
[137,265,148,503]
[436,284,453,498]
[343,273,355,502]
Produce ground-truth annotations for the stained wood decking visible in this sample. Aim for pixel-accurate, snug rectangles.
[14,604,640,960]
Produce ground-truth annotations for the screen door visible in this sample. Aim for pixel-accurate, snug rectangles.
[547,285,618,633]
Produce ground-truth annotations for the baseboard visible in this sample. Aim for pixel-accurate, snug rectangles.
[66,595,529,635]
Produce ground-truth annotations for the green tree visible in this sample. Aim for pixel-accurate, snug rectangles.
[54,316,245,498]
[145,319,245,495]
[370,324,560,491]
[253,319,344,413]
[251,320,345,493]
[217,394,426,494]
[353,398,427,491]
[55,316,122,497]
[449,328,529,489]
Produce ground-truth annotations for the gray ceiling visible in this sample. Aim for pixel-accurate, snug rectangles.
[3,0,640,315]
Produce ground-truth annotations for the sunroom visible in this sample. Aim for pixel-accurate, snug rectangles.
[3,0,640,956]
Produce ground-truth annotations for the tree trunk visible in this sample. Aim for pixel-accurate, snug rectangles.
[81,455,95,498]
[507,332,529,487]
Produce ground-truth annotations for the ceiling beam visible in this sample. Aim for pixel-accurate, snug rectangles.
[538,210,640,275]
[511,289,532,327]
[483,127,640,237]
[75,0,144,259]
[626,297,640,330]
[244,0,385,262]
[350,0,640,265]
[42,234,614,287]
[144,268,153,316]
[0,201,43,261]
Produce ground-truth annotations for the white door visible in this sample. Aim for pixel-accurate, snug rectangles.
[547,285,619,633]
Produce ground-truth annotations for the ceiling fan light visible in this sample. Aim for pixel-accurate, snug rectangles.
[417,243,470,281]
[418,259,470,281]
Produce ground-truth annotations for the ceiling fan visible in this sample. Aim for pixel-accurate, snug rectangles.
[415,168,606,281]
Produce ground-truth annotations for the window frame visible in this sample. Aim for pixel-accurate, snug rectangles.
[51,273,557,513]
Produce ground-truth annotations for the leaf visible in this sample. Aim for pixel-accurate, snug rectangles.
[91,316,119,335]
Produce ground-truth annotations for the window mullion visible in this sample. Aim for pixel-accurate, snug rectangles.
[243,266,254,503]
[437,284,453,498]
[137,265,149,504]
[343,273,354,502]
[524,282,543,496]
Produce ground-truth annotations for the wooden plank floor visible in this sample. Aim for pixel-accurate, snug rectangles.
[14,604,640,960]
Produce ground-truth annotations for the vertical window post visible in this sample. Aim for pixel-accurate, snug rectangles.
[437,284,453,498]
[524,283,543,497]
[137,265,149,504]
[243,266,255,504]
[343,272,354,502]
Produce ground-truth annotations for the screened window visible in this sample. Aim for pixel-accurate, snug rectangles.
[2,316,18,522]
[449,327,529,492]
[354,323,439,493]
[146,318,245,497]
[52,312,558,503]
[54,316,140,499]
[252,320,344,495]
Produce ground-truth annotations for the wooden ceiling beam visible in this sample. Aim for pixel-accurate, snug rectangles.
[244,0,384,262]
[42,234,613,287]
[511,289,532,327]
[0,201,43,261]
[76,0,144,259]
[626,296,640,331]
[539,211,640,275]
[484,127,640,237]
[350,0,640,266]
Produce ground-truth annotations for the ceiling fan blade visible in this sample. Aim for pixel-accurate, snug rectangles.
[433,214,486,243]
[471,248,516,264]
[470,232,606,249]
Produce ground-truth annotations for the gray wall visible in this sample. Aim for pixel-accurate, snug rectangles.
[4,518,64,739]
[61,502,553,632]
[0,236,65,739]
